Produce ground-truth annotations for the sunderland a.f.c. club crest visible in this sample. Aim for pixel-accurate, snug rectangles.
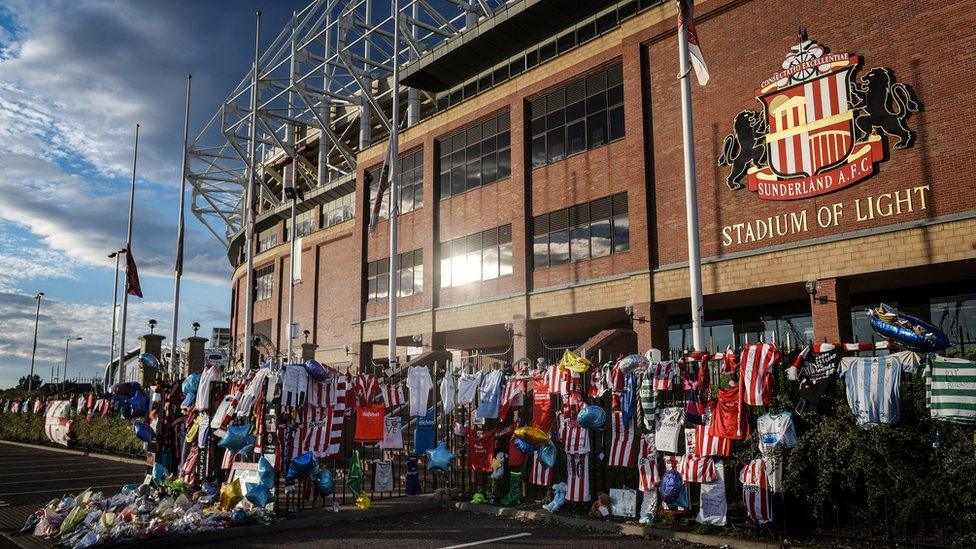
[718,34,921,200]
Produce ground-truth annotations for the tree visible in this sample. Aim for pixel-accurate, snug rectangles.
[17,374,41,390]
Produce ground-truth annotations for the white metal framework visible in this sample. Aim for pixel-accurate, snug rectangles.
[187,0,506,249]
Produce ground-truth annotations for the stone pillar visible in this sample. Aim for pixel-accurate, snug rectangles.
[300,342,318,361]
[810,278,852,344]
[355,342,374,372]
[511,319,542,362]
[422,331,446,351]
[182,336,209,376]
[138,334,165,385]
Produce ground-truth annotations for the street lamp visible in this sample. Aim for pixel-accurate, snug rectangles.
[148,318,157,334]
[192,322,200,336]
[107,248,127,378]
[62,336,82,392]
[27,292,44,393]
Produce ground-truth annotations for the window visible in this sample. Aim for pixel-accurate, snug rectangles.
[440,225,513,288]
[321,192,355,228]
[529,63,624,168]
[285,209,317,240]
[438,113,511,199]
[367,149,424,222]
[254,265,274,301]
[257,227,278,253]
[532,192,629,269]
[366,249,424,303]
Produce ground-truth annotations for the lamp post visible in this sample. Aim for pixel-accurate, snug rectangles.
[148,318,157,334]
[62,336,82,392]
[27,292,44,393]
[192,322,200,337]
[106,248,126,387]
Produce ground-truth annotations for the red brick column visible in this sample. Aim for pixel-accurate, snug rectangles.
[810,278,853,344]
[632,302,669,354]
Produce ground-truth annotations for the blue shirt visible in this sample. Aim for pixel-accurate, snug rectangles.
[414,409,436,455]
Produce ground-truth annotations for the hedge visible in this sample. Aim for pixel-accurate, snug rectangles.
[0,412,144,456]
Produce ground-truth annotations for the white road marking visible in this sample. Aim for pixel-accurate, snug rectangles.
[0,473,144,486]
[0,501,9,508]
[2,484,135,497]
[440,533,532,548]
[0,466,136,477]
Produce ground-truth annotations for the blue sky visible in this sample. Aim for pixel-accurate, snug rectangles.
[0,1,294,388]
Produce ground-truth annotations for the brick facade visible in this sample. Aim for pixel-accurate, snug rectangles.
[228,0,976,365]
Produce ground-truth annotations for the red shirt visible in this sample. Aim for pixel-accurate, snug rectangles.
[354,404,385,443]
[531,378,554,434]
[466,428,497,472]
[710,386,751,440]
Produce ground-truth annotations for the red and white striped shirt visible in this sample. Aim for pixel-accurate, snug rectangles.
[653,361,677,391]
[739,343,780,406]
[498,378,526,419]
[558,417,590,455]
[566,453,591,502]
[637,434,660,491]
[686,403,732,457]
[529,453,553,486]
[608,411,637,467]
[679,454,717,483]
[740,458,773,524]
[380,382,405,409]
[353,374,380,408]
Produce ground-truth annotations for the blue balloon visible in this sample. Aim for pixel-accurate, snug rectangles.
[659,469,683,504]
[425,442,455,472]
[121,484,139,495]
[286,451,317,482]
[152,462,168,486]
[231,509,247,525]
[201,482,218,496]
[110,382,140,401]
[218,423,255,455]
[138,353,160,370]
[304,360,327,381]
[513,438,536,455]
[258,456,275,489]
[538,440,557,468]
[245,482,273,508]
[122,390,150,419]
[617,354,649,372]
[133,422,155,443]
[316,468,334,495]
[868,303,950,353]
[577,405,607,429]
[181,374,200,408]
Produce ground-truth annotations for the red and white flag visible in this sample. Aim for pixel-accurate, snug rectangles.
[677,0,710,86]
[530,453,553,486]
[566,453,591,502]
[637,434,660,491]
[740,343,781,406]
[741,458,773,524]
[608,411,637,467]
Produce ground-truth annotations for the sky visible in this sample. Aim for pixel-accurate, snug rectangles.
[0,1,296,388]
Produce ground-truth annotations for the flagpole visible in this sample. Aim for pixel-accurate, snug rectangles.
[387,0,401,370]
[677,1,705,351]
[118,123,140,382]
[170,74,192,378]
[243,12,261,373]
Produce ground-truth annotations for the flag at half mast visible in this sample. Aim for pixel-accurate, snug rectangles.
[677,0,710,86]
[125,246,143,298]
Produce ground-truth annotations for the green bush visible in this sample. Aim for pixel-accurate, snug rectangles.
[0,412,143,456]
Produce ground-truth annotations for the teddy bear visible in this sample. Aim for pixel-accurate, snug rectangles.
[588,492,611,519]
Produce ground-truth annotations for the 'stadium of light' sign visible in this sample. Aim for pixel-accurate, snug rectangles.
[717,34,921,200]
[721,184,930,247]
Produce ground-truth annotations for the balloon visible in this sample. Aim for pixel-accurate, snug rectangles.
[245,482,273,508]
[110,382,140,400]
[181,374,200,408]
[425,442,455,472]
[538,440,557,468]
[152,462,168,486]
[120,484,139,495]
[121,390,149,419]
[316,468,334,495]
[201,482,218,496]
[513,438,536,455]
[219,480,244,511]
[286,451,317,482]
[218,423,255,455]
[514,426,549,446]
[133,422,155,443]
[577,405,607,429]
[617,354,649,373]
[659,470,683,504]
[258,457,275,489]
[137,353,160,370]
[231,509,247,525]
[304,360,327,381]
[355,494,371,510]
[868,303,950,353]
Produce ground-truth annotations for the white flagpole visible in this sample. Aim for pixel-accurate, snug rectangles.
[118,123,140,382]
[171,74,192,378]
[677,1,705,351]
[388,0,401,370]
[243,12,261,372]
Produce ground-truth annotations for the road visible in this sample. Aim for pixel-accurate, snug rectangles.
[177,508,684,548]
[0,442,146,534]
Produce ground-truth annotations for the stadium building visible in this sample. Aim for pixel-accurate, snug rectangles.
[188,0,976,368]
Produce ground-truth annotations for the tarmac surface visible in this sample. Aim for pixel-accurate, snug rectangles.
[178,508,680,548]
[0,442,146,533]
